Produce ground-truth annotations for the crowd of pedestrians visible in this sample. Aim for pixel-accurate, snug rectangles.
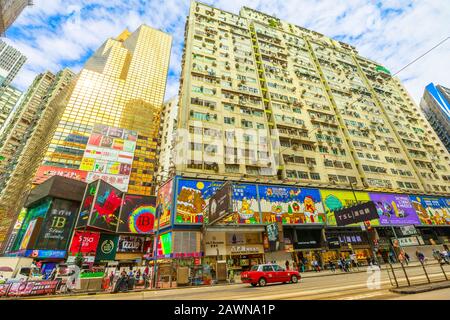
[108,266,151,293]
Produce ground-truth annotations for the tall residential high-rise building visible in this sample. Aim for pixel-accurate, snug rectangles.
[0,83,21,129]
[158,96,178,182]
[420,83,450,153]
[176,1,450,195]
[0,39,26,87]
[0,0,32,35]
[0,69,74,251]
[38,25,171,196]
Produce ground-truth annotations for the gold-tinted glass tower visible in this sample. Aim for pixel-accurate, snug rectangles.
[40,25,172,195]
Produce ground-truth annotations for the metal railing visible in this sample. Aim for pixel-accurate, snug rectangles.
[385,260,450,288]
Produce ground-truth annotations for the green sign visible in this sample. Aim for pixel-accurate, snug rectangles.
[376,66,391,75]
[95,233,119,262]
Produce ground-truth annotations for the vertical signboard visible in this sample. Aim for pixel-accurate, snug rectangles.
[157,179,173,228]
[80,123,136,192]
[75,181,98,229]
[117,195,156,234]
[35,199,79,250]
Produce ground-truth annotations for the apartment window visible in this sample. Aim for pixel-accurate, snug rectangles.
[303,144,314,151]
[286,170,297,178]
[310,173,321,180]
[297,171,309,179]
[224,117,235,125]
[225,164,240,173]
[190,143,202,151]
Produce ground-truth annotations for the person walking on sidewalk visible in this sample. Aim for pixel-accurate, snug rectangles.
[416,250,425,264]
[328,260,336,273]
[285,260,290,271]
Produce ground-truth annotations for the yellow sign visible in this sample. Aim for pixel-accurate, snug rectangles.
[107,162,121,175]
[320,189,379,227]
[80,158,95,171]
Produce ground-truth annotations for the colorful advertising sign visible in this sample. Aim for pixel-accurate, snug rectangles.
[95,233,119,262]
[88,180,123,232]
[156,232,172,258]
[35,199,79,250]
[32,166,88,184]
[369,193,420,225]
[157,179,173,228]
[5,280,60,297]
[75,181,98,229]
[409,196,450,226]
[175,179,224,224]
[334,201,379,226]
[81,124,137,192]
[320,189,378,226]
[26,250,66,259]
[258,186,325,224]
[19,219,37,250]
[117,235,144,253]
[230,183,260,224]
[117,195,156,234]
[69,231,101,254]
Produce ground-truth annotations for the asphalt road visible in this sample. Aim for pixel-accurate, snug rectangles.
[34,264,450,300]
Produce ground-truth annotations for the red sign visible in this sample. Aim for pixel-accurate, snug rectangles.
[3,281,60,297]
[69,231,100,254]
[33,166,88,184]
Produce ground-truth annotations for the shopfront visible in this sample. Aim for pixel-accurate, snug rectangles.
[283,227,325,270]
[325,228,372,265]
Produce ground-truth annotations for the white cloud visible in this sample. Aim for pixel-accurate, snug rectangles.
[3,0,449,103]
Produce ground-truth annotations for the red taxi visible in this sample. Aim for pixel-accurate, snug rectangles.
[241,264,301,287]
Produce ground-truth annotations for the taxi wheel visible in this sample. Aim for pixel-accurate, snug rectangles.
[291,275,299,283]
[258,278,267,287]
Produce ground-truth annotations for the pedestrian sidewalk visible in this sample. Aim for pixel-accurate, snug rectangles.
[390,280,450,294]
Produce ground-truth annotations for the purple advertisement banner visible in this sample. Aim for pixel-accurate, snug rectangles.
[369,193,420,225]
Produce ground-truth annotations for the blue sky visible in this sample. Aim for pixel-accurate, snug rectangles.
[3,0,450,103]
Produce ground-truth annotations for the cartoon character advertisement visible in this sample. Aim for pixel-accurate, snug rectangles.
[409,196,450,226]
[258,186,325,224]
[369,193,420,225]
[117,195,156,234]
[320,189,379,227]
[88,180,123,232]
[228,184,260,224]
[175,179,224,224]
[157,179,173,228]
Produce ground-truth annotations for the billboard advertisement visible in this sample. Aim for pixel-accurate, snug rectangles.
[409,196,450,225]
[334,201,379,226]
[34,199,79,251]
[19,219,37,250]
[156,232,172,258]
[80,123,136,192]
[175,179,224,224]
[95,233,119,262]
[33,166,88,184]
[369,193,420,225]
[68,230,100,255]
[208,181,232,225]
[230,183,260,224]
[258,185,325,224]
[75,181,98,229]
[117,235,144,253]
[320,189,378,226]
[88,180,123,232]
[157,179,173,228]
[117,195,156,234]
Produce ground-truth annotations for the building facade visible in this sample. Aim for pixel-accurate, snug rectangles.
[38,26,171,196]
[0,83,21,130]
[158,96,178,182]
[0,39,26,87]
[0,0,32,35]
[420,83,450,154]
[150,1,450,285]
[176,1,450,196]
[0,69,75,251]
